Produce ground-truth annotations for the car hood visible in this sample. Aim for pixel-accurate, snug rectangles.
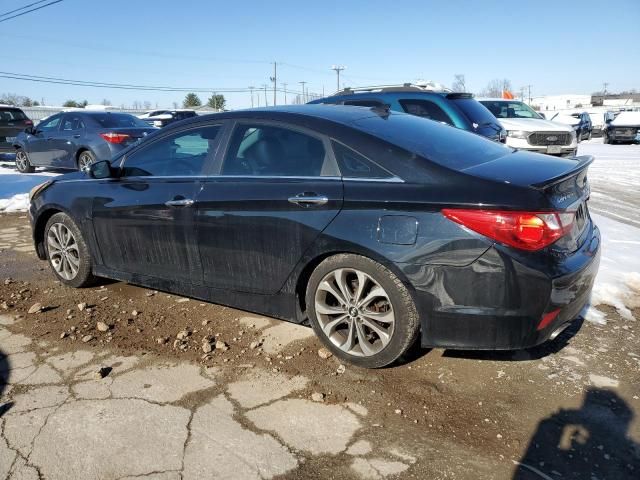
[498,117,574,132]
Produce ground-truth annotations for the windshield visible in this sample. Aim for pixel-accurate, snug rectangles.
[352,112,511,170]
[480,100,542,119]
[452,98,499,127]
[91,113,150,128]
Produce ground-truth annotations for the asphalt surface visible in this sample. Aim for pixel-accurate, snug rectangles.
[0,213,639,480]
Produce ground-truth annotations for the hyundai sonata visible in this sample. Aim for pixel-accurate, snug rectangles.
[28,105,600,368]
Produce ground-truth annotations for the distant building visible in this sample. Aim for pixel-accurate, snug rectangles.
[591,93,640,108]
[529,95,592,111]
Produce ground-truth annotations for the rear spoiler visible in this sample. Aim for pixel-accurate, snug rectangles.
[530,155,594,189]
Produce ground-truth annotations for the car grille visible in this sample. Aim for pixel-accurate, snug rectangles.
[613,128,636,136]
[527,132,572,146]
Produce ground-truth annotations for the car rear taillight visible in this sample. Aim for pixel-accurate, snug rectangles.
[442,209,575,251]
[24,120,33,126]
[99,132,130,144]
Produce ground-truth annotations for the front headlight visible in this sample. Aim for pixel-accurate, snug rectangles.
[507,130,529,139]
[29,181,52,202]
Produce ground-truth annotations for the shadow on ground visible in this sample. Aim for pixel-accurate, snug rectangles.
[0,347,13,417]
[513,388,640,479]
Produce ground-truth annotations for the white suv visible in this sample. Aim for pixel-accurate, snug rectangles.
[479,99,577,157]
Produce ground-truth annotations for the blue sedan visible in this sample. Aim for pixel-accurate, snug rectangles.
[13,111,157,173]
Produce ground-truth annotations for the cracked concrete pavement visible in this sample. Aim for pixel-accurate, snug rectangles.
[0,314,415,480]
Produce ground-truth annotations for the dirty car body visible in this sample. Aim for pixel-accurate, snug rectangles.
[29,105,600,353]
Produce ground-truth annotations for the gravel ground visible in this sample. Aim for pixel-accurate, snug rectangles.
[1,212,639,479]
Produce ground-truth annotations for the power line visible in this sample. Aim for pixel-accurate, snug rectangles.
[0,0,48,18]
[0,0,63,23]
[0,71,315,95]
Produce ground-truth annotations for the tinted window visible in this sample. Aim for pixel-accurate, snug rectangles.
[61,115,85,131]
[332,141,392,179]
[399,99,453,125]
[352,113,511,170]
[480,100,542,119]
[0,108,26,121]
[37,115,61,131]
[222,124,329,177]
[121,125,221,177]
[451,99,497,126]
[343,100,384,107]
[91,113,150,128]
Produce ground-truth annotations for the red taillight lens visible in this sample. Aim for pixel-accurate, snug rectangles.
[99,132,130,144]
[24,120,33,126]
[442,209,575,251]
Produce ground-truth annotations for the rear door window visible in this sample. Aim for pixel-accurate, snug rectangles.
[398,99,453,125]
[222,124,333,177]
[121,125,221,177]
[61,115,85,131]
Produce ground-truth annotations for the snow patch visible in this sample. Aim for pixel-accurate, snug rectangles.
[587,214,640,323]
[0,161,61,212]
[0,193,29,212]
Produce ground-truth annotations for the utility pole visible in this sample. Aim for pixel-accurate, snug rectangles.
[270,62,277,106]
[299,81,307,103]
[331,65,345,92]
[248,86,255,108]
[522,84,532,104]
[281,83,287,104]
[603,82,609,96]
[519,87,525,102]
[262,84,268,107]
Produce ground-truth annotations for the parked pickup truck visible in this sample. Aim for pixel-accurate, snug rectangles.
[603,112,640,144]
[479,99,577,157]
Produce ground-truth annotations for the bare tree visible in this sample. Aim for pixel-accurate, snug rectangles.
[101,99,112,106]
[452,74,466,92]
[480,79,513,98]
[143,101,152,110]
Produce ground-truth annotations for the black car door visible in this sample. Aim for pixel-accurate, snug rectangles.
[193,120,343,294]
[90,122,224,283]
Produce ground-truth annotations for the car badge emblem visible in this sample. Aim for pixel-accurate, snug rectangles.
[546,135,558,142]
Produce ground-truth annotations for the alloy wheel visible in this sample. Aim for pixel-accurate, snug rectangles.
[16,150,29,171]
[78,153,93,171]
[314,268,395,357]
[47,223,80,280]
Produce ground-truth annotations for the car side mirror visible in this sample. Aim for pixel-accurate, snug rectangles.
[26,126,35,134]
[538,113,546,119]
[89,160,113,179]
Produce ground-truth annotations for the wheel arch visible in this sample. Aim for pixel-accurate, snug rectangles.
[33,206,70,260]
[293,247,416,321]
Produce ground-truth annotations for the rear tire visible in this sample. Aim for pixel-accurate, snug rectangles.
[15,148,34,173]
[306,254,420,368]
[44,212,96,288]
[77,150,95,171]
[602,132,609,144]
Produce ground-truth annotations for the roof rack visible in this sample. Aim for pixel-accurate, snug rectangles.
[334,82,454,96]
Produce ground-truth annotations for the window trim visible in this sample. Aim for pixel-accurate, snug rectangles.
[117,122,225,179]
[214,119,340,178]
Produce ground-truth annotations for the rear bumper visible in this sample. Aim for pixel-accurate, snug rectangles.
[403,222,600,350]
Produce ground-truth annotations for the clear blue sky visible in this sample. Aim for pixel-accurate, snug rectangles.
[0,0,638,109]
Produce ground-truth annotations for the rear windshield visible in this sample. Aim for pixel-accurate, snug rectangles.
[451,99,497,126]
[0,108,27,121]
[351,113,511,170]
[91,113,150,128]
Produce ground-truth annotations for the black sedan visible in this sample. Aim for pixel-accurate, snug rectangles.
[13,111,156,173]
[27,105,600,368]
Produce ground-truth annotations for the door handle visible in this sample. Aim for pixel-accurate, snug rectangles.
[288,194,329,207]
[46,137,53,141]
[73,134,81,139]
[165,198,194,207]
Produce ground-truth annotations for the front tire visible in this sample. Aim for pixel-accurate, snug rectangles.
[602,131,609,144]
[77,150,95,171]
[44,212,96,288]
[15,148,34,173]
[306,254,419,368]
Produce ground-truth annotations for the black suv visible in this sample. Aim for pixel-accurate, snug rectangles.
[308,84,506,142]
[0,106,33,153]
